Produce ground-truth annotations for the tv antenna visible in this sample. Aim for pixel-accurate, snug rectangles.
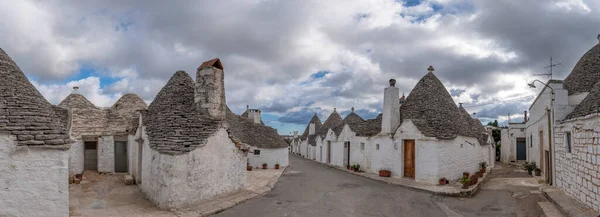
[534,57,561,79]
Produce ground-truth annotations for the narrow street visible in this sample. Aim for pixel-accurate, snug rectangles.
[216,154,550,217]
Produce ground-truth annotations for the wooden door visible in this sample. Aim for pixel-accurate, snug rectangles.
[403,140,415,178]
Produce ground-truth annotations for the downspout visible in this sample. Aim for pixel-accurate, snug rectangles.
[546,108,553,185]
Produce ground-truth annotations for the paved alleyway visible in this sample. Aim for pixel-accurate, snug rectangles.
[215,155,550,217]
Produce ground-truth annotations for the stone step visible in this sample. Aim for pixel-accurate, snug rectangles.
[538,202,565,217]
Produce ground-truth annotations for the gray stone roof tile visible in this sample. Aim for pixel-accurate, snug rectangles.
[143,71,220,155]
[564,41,600,95]
[226,107,288,149]
[400,71,473,140]
[0,48,71,147]
[565,81,600,119]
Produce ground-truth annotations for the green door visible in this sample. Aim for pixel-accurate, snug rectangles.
[114,141,128,173]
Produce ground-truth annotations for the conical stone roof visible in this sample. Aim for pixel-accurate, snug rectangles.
[143,71,219,155]
[400,70,472,140]
[459,106,488,145]
[565,81,600,120]
[317,110,343,138]
[301,113,322,146]
[333,110,364,135]
[226,107,288,149]
[564,39,600,95]
[58,93,96,109]
[109,93,147,135]
[0,48,71,147]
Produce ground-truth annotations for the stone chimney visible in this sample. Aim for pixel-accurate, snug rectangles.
[72,86,80,94]
[597,34,600,44]
[293,131,298,138]
[195,58,226,120]
[381,78,400,134]
[247,108,261,124]
[524,111,528,123]
[309,123,316,135]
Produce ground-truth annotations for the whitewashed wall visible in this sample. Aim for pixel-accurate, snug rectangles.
[500,124,526,163]
[554,116,600,212]
[140,128,247,209]
[436,135,489,184]
[69,139,84,174]
[0,134,69,217]
[338,125,371,170]
[248,147,289,168]
[98,135,114,173]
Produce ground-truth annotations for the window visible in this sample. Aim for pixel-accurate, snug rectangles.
[376,144,380,150]
[530,135,533,147]
[254,150,261,155]
[360,143,365,150]
[566,132,572,153]
[394,142,398,150]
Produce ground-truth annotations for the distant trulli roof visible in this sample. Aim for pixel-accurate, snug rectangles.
[240,108,265,125]
[317,109,343,139]
[356,114,382,137]
[565,81,600,120]
[226,107,288,149]
[0,48,71,147]
[58,93,96,109]
[301,113,322,146]
[332,110,364,135]
[564,37,600,95]
[143,71,220,155]
[400,68,473,140]
[109,93,147,135]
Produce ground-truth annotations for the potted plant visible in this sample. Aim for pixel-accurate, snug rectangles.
[379,168,391,177]
[470,175,479,185]
[262,163,268,169]
[352,164,361,172]
[463,172,470,178]
[534,168,541,176]
[439,178,447,185]
[460,177,471,189]
[275,163,280,169]
[346,165,351,170]
[247,165,253,171]
[479,162,487,173]
[525,162,536,175]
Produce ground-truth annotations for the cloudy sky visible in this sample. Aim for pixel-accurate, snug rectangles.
[1,0,599,135]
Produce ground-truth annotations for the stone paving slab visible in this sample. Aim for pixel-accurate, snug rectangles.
[316,160,492,197]
[538,201,566,217]
[541,186,598,217]
[70,168,285,217]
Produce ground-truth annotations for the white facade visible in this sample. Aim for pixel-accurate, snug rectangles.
[248,146,289,168]
[69,139,85,174]
[140,128,247,209]
[526,80,575,184]
[554,115,600,212]
[500,123,526,163]
[0,134,70,217]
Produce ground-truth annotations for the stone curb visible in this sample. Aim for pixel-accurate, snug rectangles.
[196,167,287,217]
[312,158,491,197]
[540,186,598,217]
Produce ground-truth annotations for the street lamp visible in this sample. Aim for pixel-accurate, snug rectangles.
[527,79,555,185]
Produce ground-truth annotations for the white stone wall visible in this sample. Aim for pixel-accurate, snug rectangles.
[127,134,138,179]
[140,128,247,209]
[248,147,289,168]
[554,116,600,212]
[337,125,371,170]
[97,135,115,173]
[500,124,526,163]
[69,139,84,175]
[437,135,490,184]
[0,134,69,217]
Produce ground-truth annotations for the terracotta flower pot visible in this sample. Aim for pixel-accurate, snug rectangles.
[262,164,267,169]
[479,169,485,173]
[275,164,280,169]
[347,165,351,170]
[247,166,253,171]
[439,179,446,185]
[379,170,391,177]
[353,168,359,172]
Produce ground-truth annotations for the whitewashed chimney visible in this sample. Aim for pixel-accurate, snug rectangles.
[247,109,261,124]
[381,79,400,134]
[72,86,80,94]
[195,58,226,120]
